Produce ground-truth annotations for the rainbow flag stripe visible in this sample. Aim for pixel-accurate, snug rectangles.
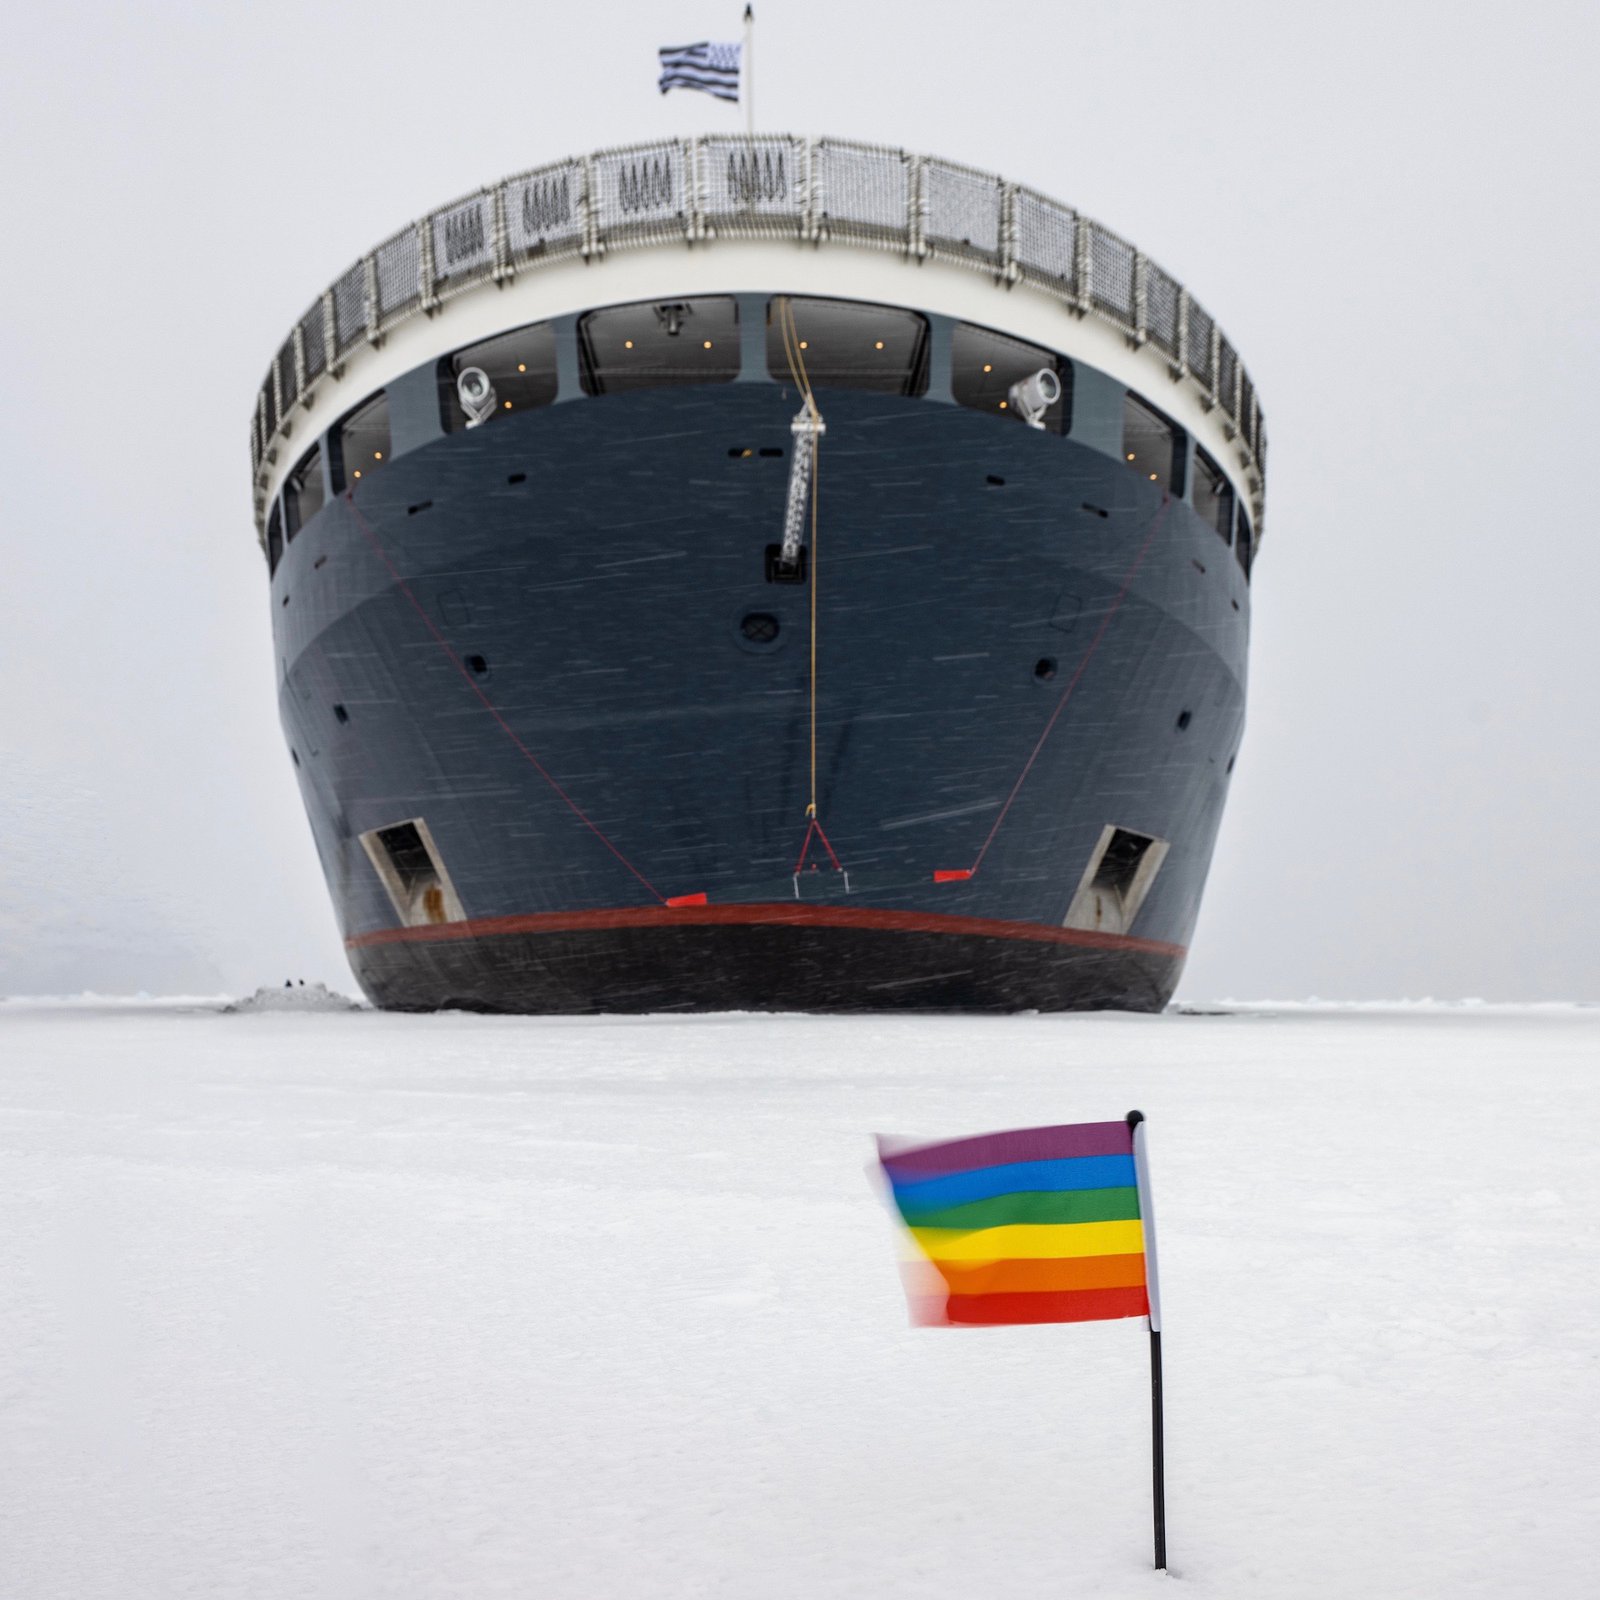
[879,1121,1150,1327]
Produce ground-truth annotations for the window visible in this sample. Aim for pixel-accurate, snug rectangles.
[332,392,390,492]
[266,500,284,574]
[441,321,559,431]
[284,444,325,539]
[951,323,1070,433]
[1122,392,1181,492]
[766,297,929,395]
[579,298,740,395]
[1063,825,1170,936]
[1191,447,1234,544]
[359,818,466,927]
[1235,507,1255,578]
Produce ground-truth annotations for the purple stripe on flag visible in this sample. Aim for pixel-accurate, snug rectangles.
[877,1121,1132,1180]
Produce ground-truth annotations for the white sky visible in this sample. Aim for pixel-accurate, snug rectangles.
[1,0,1596,999]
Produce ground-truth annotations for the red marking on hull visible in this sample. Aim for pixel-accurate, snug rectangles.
[346,903,1185,960]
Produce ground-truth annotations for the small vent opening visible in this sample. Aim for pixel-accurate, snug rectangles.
[1063,825,1170,937]
[359,818,466,929]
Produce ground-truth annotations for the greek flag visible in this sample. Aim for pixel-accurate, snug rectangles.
[658,41,741,103]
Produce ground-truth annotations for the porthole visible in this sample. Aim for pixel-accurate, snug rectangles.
[734,608,786,654]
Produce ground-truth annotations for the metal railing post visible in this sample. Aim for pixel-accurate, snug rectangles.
[419,218,439,314]
[802,137,820,242]
[362,253,380,345]
[686,136,706,241]
[907,152,926,260]
[581,156,600,258]
[1132,252,1149,348]
[291,325,307,405]
[1073,219,1092,316]
[492,182,512,284]
[320,290,337,377]
[999,181,1019,285]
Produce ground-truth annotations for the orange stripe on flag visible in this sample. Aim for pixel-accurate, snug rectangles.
[933,869,973,882]
[935,1253,1146,1297]
[665,893,709,907]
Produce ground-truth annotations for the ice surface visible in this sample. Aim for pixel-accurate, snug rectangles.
[1,1000,1595,1598]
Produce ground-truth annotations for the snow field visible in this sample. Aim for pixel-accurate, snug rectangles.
[1,1001,1595,1598]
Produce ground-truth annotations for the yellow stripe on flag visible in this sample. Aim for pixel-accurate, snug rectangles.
[910,1219,1145,1263]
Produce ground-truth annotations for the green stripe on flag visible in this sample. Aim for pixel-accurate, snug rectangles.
[898,1185,1141,1231]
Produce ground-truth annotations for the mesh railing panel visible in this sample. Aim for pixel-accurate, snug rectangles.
[1013,188,1077,294]
[331,261,367,356]
[1146,262,1180,359]
[814,140,907,235]
[1239,372,1255,452]
[923,159,1001,261]
[430,190,496,293]
[593,143,686,242]
[1089,224,1136,322]
[701,136,802,235]
[505,160,584,261]
[1187,298,1216,391]
[1217,337,1239,420]
[374,225,422,323]
[275,338,298,416]
[299,301,326,382]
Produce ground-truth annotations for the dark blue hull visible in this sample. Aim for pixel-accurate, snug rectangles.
[273,381,1248,1012]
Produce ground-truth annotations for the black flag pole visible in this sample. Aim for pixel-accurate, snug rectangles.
[1127,1110,1166,1571]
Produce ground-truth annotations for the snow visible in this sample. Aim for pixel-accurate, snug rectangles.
[2,1000,1595,1598]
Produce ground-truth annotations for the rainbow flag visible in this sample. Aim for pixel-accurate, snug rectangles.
[878,1120,1154,1327]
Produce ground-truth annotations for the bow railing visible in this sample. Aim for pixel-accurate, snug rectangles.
[253,136,1267,529]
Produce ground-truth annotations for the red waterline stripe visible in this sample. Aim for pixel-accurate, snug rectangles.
[345,903,1187,958]
[968,494,1173,876]
[878,1120,1133,1178]
[342,495,666,904]
[943,1284,1150,1326]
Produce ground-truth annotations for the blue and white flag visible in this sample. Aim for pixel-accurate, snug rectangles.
[658,41,742,103]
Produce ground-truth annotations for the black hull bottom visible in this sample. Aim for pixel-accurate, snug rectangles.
[348,915,1182,1015]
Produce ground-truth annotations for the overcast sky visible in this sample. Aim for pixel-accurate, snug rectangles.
[1,0,1595,1000]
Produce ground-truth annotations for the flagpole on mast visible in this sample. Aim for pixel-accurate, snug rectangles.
[1127,1110,1167,1571]
[743,6,755,135]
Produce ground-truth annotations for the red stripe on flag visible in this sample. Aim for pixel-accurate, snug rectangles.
[665,892,708,907]
[933,869,973,882]
[943,1284,1149,1326]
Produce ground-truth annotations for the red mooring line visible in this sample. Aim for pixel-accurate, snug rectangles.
[343,494,667,904]
[966,494,1173,877]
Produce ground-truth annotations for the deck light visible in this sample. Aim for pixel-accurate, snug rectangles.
[703,340,713,349]
[625,340,634,349]
[983,363,993,373]
[518,363,527,373]
[353,470,362,479]
[456,365,497,428]
[1127,452,1136,461]
[875,341,884,349]
[1007,368,1061,429]
[374,451,382,460]
[799,340,808,349]
[999,400,1008,409]
[505,401,513,409]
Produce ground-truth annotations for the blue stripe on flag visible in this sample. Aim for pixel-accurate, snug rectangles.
[888,1154,1137,1210]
